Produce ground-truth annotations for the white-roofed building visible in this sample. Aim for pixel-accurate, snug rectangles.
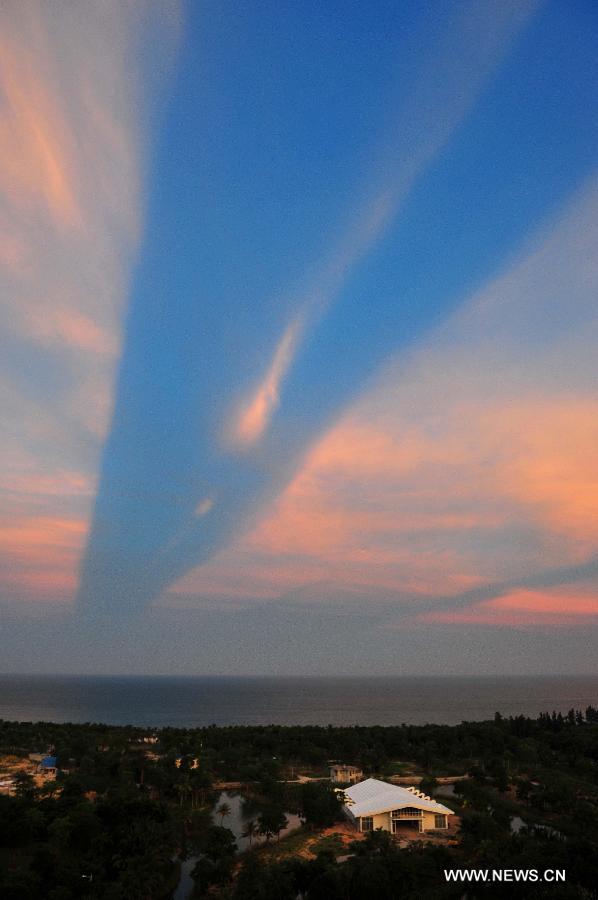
[342,778,453,835]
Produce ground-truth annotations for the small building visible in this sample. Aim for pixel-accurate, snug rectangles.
[175,755,200,769]
[37,756,58,776]
[0,778,16,796]
[330,764,363,784]
[342,778,453,834]
[130,734,159,746]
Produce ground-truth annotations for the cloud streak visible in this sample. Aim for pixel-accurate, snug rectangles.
[232,317,305,447]
[0,1,179,608]
[76,0,549,623]
[172,174,598,626]
[74,0,545,623]
[228,0,541,447]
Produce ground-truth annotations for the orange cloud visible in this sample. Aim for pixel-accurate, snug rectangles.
[233,318,303,447]
[21,307,119,357]
[172,392,598,608]
[244,391,598,566]
[416,588,598,627]
[0,514,88,601]
[0,35,81,230]
[0,469,92,499]
[171,178,598,617]
[0,2,180,607]
[492,400,598,543]
[173,390,598,610]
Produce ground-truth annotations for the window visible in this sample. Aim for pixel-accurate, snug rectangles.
[391,807,422,818]
[434,814,447,829]
[360,816,373,832]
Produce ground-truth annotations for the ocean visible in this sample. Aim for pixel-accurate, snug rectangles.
[1,674,597,727]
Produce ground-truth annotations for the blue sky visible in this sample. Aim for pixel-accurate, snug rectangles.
[2,0,598,674]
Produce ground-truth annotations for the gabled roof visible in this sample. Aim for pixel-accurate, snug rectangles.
[343,778,453,818]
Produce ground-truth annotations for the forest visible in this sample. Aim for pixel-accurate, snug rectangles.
[1,707,598,898]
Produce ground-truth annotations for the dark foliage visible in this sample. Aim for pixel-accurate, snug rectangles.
[1,707,597,898]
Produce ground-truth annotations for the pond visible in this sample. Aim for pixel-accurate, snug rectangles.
[510,815,526,833]
[435,783,455,798]
[211,791,302,851]
[510,816,564,839]
[174,791,302,899]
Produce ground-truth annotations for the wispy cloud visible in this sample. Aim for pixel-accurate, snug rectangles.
[229,0,541,447]
[232,317,304,447]
[172,174,598,625]
[417,586,598,627]
[0,1,179,607]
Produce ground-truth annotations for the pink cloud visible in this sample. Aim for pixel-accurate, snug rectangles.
[0,514,88,601]
[0,34,82,231]
[171,178,598,619]
[231,318,304,448]
[0,2,180,607]
[416,588,598,627]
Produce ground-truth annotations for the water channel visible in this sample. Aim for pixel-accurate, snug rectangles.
[174,791,302,899]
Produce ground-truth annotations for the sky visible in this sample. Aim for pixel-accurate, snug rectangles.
[2,0,598,676]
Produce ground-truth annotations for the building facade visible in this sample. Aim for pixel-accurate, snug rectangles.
[342,778,453,834]
[330,764,364,784]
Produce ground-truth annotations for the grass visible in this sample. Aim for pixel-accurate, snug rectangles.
[310,833,345,856]
[247,826,311,861]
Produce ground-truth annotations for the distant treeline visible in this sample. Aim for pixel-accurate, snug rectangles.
[2,706,598,780]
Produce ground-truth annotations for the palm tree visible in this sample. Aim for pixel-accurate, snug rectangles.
[257,807,287,843]
[216,801,231,825]
[176,777,191,807]
[241,818,258,847]
[190,769,212,808]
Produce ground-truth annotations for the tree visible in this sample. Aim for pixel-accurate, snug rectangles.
[202,824,237,858]
[241,817,259,847]
[418,776,438,797]
[300,782,343,829]
[36,780,59,801]
[14,772,36,802]
[258,806,288,842]
[233,855,299,900]
[192,825,237,896]
[176,777,191,807]
[190,768,212,808]
[216,800,231,825]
